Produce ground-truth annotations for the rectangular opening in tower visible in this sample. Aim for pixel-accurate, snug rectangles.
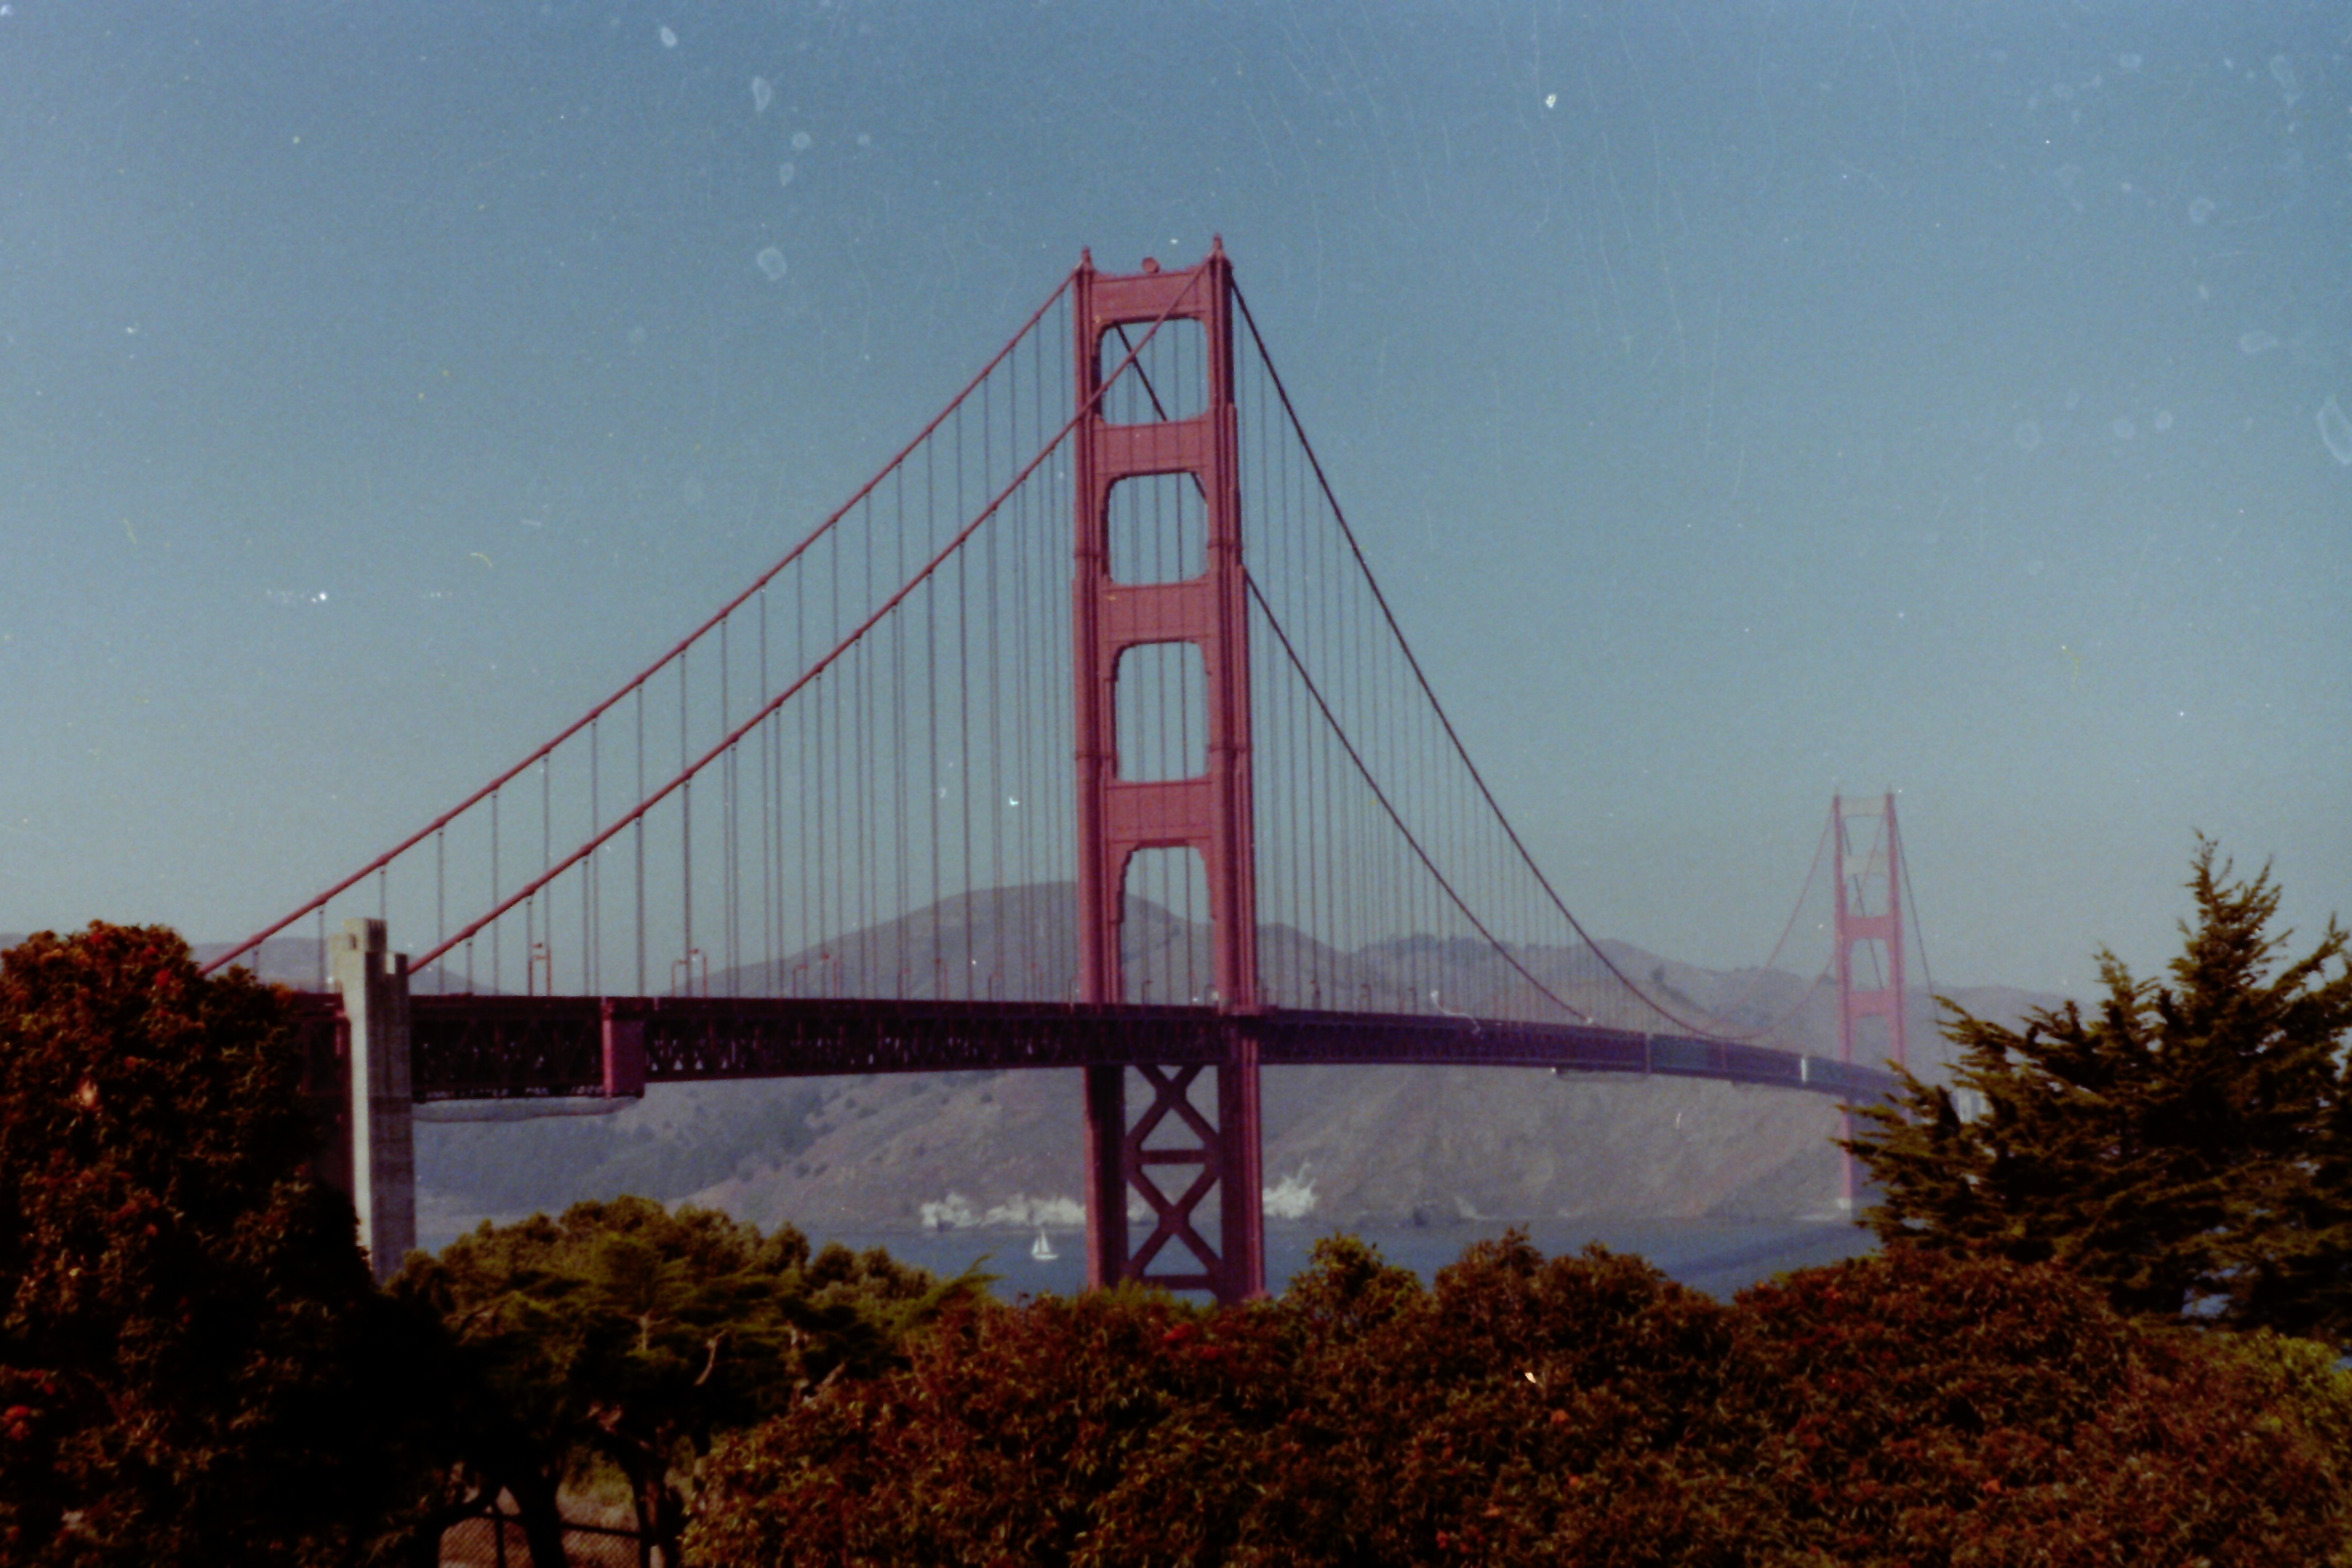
[1115,641,1207,782]
[1843,871,1891,919]
[1847,937,1893,989]
[1098,317,1207,426]
[1121,845,1212,1005]
[1107,472,1207,584]
[1849,1012,1895,1065]
[1839,816,1892,916]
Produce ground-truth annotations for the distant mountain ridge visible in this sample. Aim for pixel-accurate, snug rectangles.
[6,910,2049,1250]
[388,887,2050,1249]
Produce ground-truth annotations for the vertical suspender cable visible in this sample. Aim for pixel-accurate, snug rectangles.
[491,790,500,992]
[721,620,734,994]
[956,406,974,1000]
[893,471,909,986]
[926,441,941,996]
[587,717,598,994]
[985,372,1004,996]
[635,685,646,995]
[757,599,771,991]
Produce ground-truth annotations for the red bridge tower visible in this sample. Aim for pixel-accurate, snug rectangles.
[1072,243,1265,1303]
[1833,791,1909,1207]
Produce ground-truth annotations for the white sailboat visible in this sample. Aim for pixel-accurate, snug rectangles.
[1030,1226,1058,1263]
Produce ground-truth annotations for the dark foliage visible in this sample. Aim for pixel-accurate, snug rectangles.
[681,1280,1291,1566]
[0,924,422,1566]
[1246,1235,1767,1566]
[396,1197,979,1568]
[1736,1247,2352,1564]
[1848,839,2352,1343]
[688,1235,2352,1566]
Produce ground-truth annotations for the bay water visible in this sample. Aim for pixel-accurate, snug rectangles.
[814,1216,1879,1304]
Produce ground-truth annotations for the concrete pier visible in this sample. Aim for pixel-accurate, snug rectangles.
[328,918,416,1281]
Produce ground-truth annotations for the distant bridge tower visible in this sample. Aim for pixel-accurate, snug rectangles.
[1072,242,1265,1304]
[1833,791,1908,1207]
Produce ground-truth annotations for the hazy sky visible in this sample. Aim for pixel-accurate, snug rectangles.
[2,1,2346,997]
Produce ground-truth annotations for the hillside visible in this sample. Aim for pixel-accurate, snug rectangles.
[6,916,2047,1247]
[390,889,2053,1248]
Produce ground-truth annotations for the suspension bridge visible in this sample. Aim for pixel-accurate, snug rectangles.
[205,244,1926,1302]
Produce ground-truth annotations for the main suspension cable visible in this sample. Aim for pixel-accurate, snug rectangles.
[411,273,1206,971]
[1234,283,1729,1039]
[201,268,1084,977]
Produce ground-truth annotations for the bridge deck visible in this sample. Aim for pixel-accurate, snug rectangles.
[287,993,1900,1105]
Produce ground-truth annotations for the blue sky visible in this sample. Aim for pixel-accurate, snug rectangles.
[2,0,2346,996]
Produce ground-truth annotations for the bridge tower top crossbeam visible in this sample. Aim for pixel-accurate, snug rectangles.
[1832,791,1909,1075]
[1069,241,1259,1014]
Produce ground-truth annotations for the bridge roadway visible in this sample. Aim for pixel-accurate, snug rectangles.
[286,992,1901,1106]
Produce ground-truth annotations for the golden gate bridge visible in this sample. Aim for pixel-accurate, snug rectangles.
[204,244,1926,1302]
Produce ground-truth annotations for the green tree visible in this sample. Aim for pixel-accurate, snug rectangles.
[397,1196,974,1567]
[1848,839,2352,1342]
[0,924,421,1566]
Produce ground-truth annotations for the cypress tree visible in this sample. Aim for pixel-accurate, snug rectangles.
[1849,838,2352,1344]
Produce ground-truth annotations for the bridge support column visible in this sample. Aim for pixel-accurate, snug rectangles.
[1082,1030,1264,1303]
[1073,242,1265,1304]
[1081,1064,1128,1286]
[329,918,416,1281]
[1214,1028,1265,1297]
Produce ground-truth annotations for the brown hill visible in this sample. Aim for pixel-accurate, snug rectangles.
[404,886,2049,1246]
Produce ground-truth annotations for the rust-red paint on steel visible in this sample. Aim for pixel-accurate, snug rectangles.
[1073,242,1265,1303]
[377,274,1199,977]
[1833,791,1909,1074]
[199,271,1082,978]
[380,993,1902,1102]
[1833,791,1909,1207]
